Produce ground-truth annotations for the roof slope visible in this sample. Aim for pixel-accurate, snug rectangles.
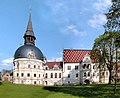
[46,62,63,69]
[63,49,91,63]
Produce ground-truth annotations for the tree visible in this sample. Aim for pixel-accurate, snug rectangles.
[92,32,119,84]
[104,0,120,32]
[104,0,120,94]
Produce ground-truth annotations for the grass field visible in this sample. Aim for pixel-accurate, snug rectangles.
[0,82,120,98]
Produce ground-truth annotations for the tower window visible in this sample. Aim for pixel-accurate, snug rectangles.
[28,65,30,68]
[34,81,36,84]
[21,73,24,77]
[34,65,36,68]
[27,73,30,77]
[34,74,36,77]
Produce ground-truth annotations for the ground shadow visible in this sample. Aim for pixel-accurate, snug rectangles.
[43,84,120,98]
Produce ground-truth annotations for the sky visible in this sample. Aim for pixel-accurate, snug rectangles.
[0,0,112,71]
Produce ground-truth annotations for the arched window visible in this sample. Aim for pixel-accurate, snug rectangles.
[83,64,86,69]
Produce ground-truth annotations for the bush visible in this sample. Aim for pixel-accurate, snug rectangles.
[0,81,2,85]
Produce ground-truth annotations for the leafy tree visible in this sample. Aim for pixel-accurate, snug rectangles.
[104,0,120,32]
[92,32,119,84]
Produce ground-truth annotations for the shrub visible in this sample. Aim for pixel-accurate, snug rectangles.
[0,81,2,85]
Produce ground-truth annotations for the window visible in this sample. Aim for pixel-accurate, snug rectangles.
[87,64,90,69]
[88,72,90,76]
[38,66,40,69]
[34,81,36,84]
[67,66,71,70]
[84,72,86,77]
[51,73,53,78]
[34,74,36,77]
[39,74,40,77]
[55,73,57,78]
[27,73,30,77]
[93,73,95,76]
[59,73,61,78]
[75,66,78,70]
[102,72,104,76]
[21,73,24,77]
[68,74,70,78]
[46,67,48,70]
[106,72,108,76]
[93,65,95,69]
[17,73,19,77]
[45,73,47,78]
[76,73,78,77]
[28,65,30,68]
[34,65,36,68]
[68,81,70,83]
[83,64,86,69]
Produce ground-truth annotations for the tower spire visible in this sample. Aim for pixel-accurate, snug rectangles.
[24,9,36,45]
[26,7,33,32]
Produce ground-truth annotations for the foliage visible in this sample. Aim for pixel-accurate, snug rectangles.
[0,82,120,98]
[0,81,2,85]
[104,0,120,32]
[92,32,119,84]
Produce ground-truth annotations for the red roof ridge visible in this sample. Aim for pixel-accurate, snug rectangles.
[63,49,91,51]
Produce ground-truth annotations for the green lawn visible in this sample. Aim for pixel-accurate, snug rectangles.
[0,82,120,98]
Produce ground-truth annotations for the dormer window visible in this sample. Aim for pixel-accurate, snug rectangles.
[53,64,59,70]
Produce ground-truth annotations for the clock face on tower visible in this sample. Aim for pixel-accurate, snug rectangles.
[27,50,36,59]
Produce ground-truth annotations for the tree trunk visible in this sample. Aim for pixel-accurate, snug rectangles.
[108,69,112,84]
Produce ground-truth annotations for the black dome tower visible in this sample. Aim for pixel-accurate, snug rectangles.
[14,14,44,61]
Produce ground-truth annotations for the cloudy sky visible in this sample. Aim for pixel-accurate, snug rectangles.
[0,0,112,71]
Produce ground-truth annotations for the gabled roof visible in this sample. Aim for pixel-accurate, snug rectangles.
[63,49,91,63]
[46,62,63,69]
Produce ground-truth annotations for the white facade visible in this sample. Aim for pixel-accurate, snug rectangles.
[63,54,100,85]
[13,58,63,86]
[63,63,80,85]
[13,58,45,85]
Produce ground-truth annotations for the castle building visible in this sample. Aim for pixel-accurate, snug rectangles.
[13,14,109,85]
[13,14,46,85]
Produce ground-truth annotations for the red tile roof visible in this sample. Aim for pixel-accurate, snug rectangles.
[46,62,63,69]
[63,49,91,63]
